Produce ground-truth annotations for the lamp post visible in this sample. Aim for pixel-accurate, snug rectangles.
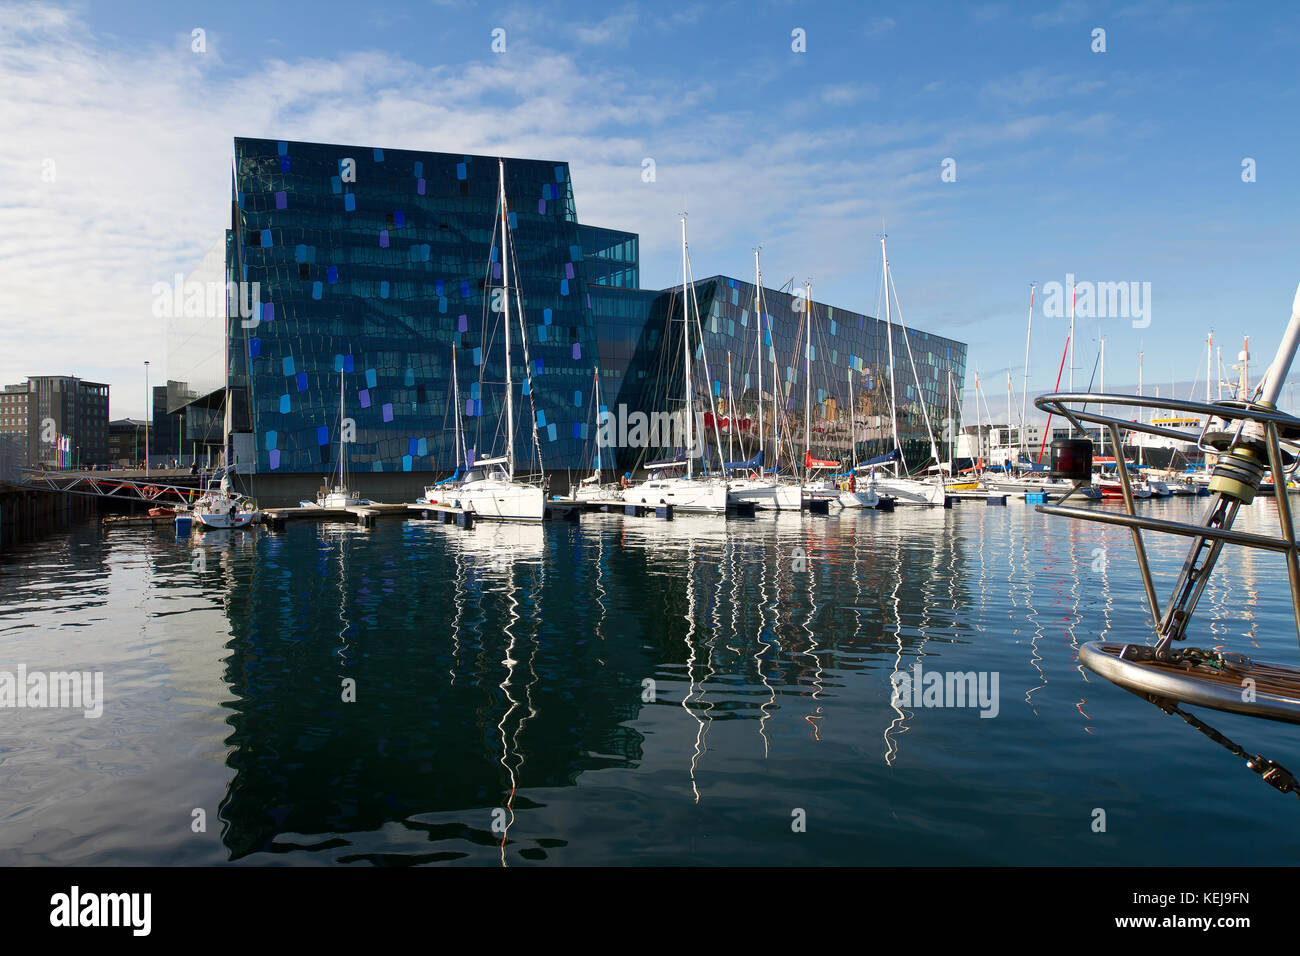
[144,361,150,477]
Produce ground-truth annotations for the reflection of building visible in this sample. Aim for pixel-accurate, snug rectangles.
[169,137,965,499]
[0,376,109,468]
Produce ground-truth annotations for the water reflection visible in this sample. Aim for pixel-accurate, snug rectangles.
[13,496,1272,864]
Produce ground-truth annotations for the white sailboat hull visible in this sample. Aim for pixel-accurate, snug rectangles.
[621,477,728,514]
[569,483,619,502]
[872,477,947,506]
[838,488,881,509]
[193,493,259,528]
[725,477,798,510]
[318,491,361,509]
[455,480,546,522]
[801,479,841,507]
[193,510,258,529]
[420,483,460,505]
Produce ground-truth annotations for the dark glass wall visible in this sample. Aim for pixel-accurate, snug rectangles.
[576,224,639,289]
[220,138,966,477]
[657,277,967,473]
[232,138,601,475]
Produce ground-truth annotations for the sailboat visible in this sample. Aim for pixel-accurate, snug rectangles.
[193,391,260,527]
[193,467,259,528]
[860,236,947,506]
[725,250,800,510]
[838,365,881,509]
[569,366,621,501]
[620,216,729,514]
[793,281,845,509]
[422,344,467,506]
[454,159,548,522]
[307,370,362,508]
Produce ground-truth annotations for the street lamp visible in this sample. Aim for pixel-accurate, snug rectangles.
[144,360,150,478]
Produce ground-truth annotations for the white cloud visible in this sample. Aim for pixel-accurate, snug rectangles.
[982,68,1105,106]
[819,83,880,106]
[0,2,1111,416]
[575,8,639,47]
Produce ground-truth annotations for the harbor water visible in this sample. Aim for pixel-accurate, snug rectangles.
[2,496,1298,865]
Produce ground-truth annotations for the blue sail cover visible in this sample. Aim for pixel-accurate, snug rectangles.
[857,449,901,468]
[1004,456,1049,473]
[724,450,764,471]
[433,467,461,486]
[647,448,688,469]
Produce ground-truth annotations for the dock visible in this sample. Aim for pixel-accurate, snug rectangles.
[579,498,676,519]
[102,513,185,530]
[947,491,1010,506]
[263,503,413,530]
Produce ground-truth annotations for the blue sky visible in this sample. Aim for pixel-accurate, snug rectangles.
[3,0,1299,421]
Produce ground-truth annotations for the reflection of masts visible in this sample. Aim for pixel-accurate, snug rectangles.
[1021,505,1047,709]
[1064,521,1094,733]
[682,537,706,803]
[496,583,522,865]
[802,527,823,740]
[450,535,466,684]
[755,531,776,757]
[594,521,608,649]
[883,524,907,764]
[334,527,353,668]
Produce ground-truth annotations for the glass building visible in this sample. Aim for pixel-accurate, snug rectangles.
[170,137,966,486]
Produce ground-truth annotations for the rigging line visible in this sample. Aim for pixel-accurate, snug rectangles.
[684,254,727,470]
[505,212,545,475]
[886,264,939,467]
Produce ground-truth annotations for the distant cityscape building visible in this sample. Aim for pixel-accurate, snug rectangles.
[107,418,149,465]
[149,384,182,459]
[168,137,967,484]
[0,376,109,468]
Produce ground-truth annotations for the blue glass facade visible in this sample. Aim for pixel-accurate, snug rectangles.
[215,137,965,477]
[230,138,599,475]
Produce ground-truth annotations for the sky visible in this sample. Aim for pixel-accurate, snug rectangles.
[2,0,1299,423]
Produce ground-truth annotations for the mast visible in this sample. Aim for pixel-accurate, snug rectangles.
[1006,371,1012,465]
[452,345,463,469]
[681,216,693,480]
[1206,331,1213,403]
[881,236,900,472]
[1068,282,1075,437]
[1241,335,1250,398]
[803,280,812,482]
[593,366,602,477]
[770,280,780,473]
[848,366,856,473]
[338,370,346,491]
[1020,282,1035,458]
[499,159,515,480]
[754,249,764,466]
[947,369,955,472]
[1099,338,1106,459]
[1138,349,1143,468]
[727,351,734,462]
